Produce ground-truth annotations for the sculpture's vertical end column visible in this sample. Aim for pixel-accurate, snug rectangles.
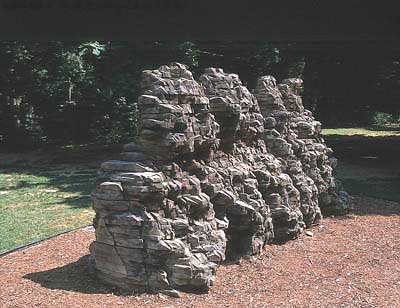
[278,78,352,216]
[89,63,226,296]
[253,76,306,241]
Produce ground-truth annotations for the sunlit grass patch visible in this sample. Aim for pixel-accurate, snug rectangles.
[0,166,97,254]
[322,127,400,137]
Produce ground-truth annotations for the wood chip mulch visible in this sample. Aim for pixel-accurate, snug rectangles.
[1,196,400,308]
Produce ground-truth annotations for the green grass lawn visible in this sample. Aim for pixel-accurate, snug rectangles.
[323,125,400,203]
[1,128,399,254]
[0,165,97,254]
[334,161,400,202]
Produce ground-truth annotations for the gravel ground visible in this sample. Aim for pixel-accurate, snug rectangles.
[1,196,399,308]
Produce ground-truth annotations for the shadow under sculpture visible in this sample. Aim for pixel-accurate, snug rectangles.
[89,63,350,296]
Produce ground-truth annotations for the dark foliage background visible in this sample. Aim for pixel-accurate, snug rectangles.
[1,41,399,150]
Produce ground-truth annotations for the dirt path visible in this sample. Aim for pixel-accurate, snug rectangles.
[1,196,399,308]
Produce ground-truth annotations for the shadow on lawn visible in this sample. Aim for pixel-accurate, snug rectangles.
[324,134,400,165]
[324,133,400,203]
[0,167,97,208]
[0,144,123,208]
[365,125,400,132]
[23,255,124,295]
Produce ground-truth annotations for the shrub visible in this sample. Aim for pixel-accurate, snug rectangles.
[372,112,396,126]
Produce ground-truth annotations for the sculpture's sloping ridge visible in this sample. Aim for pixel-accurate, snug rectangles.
[89,63,350,295]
